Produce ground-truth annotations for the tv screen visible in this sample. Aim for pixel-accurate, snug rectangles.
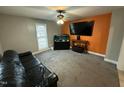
[69,21,94,36]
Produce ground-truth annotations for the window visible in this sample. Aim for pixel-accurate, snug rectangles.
[36,24,48,50]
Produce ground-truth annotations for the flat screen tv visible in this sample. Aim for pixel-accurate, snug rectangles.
[69,21,94,36]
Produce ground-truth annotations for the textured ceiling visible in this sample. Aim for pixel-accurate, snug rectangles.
[0,6,123,21]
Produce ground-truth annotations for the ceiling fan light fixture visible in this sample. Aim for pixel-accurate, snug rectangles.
[57,14,64,19]
[57,19,64,24]
[56,10,65,25]
[57,14,64,25]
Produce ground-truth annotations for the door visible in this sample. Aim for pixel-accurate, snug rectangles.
[36,24,48,50]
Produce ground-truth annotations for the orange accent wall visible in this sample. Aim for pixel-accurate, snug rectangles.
[61,13,112,54]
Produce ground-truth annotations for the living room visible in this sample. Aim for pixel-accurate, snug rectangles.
[0,5,124,88]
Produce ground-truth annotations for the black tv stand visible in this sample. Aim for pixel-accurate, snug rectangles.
[77,35,80,40]
[72,40,89,53]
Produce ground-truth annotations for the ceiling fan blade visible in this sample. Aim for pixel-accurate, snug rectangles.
[65,6,85,11]
[64,12,82,21]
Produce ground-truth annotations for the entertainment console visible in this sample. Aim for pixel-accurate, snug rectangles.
[71,40,89,53]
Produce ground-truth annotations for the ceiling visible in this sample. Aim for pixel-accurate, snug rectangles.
[0,6,123,21]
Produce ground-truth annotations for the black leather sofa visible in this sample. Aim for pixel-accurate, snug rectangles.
[0,50,58,87]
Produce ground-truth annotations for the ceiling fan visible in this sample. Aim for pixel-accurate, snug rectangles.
[56,10,65,24]
[46,6,83,24]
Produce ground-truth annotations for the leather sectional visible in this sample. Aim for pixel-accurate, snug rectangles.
[0,50,58,87]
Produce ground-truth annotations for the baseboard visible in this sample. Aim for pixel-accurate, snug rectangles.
[88,51,105,57]
[88,51,117,64]
[33,48,50,55]
[104,58,117,64]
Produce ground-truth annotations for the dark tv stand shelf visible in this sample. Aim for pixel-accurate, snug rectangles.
[71,40,89,53]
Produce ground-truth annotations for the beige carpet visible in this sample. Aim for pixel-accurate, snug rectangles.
[35,50,120,87]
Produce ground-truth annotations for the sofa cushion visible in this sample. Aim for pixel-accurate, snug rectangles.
[26,65,44,86]
[19,51,44,86]
[19,51,40,69]
[19,51,59,87]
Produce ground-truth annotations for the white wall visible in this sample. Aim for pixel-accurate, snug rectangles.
[105,8,124,62]
[118,35,124,71]
[0,14,60,53]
